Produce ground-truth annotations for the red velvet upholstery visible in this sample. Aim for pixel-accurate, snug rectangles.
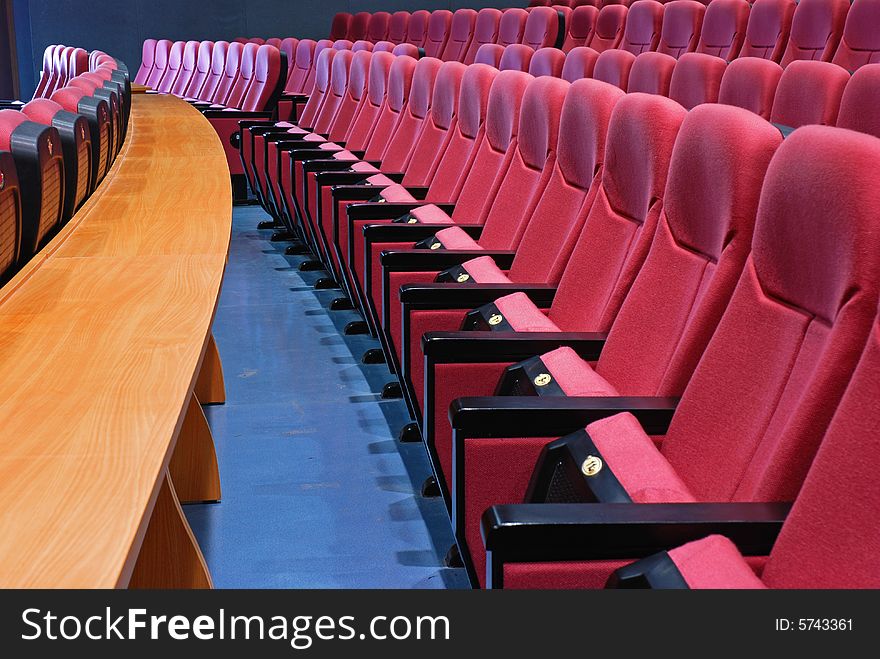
[406,10,431,49]
[20,97,62,125]
[657,1,706,58]
[285,39,314,94]
[134,39,156,85]
[352,41,373,53]
[367,12,391,43]
[522,6,561,50]
[528,48,566,77]
[718,56,782,119]
[330,13,352,42]
[740,0,795,62]
[184,41,213,99]
[389,12,410,44]
[498,9,529,47]
[627,51,676,95]
[332,39,354,51]
[669,536,767,588]
[347,12,371,42]
[831,0,880,71]
[669,52,727,109]
[312,50,354,135]
[502,45,536,73]
[770,60,849,128]
[593,48,636,90]
[297,47,337,129]
[371,41,396,54]
[620,0,664,55]
[265,38,281,49]
[170,40,199,96]
[240,44,281,111]
[837,64,880,138]
[145,39,171,88]
[193,40,226,101]
[69,47,88,78]
[211,41,243,105]
[222,42,258,109]
[562,46,600,82]
[588,5,628,52]
[779,0,848,67]
[464,9,503,64]
[156,41,185,94]
[474,44,505,68]
[425,10,453,59]
[563,6,599,52]
[696,0,749,60]
[443,9,477,62]
[391,43,420,58]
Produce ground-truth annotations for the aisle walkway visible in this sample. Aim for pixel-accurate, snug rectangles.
[185,206,470,589]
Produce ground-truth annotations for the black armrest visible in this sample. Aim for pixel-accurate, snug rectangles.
[403,186,430,200]
[204,110,274,120]
[332,184,386,202]
[450,396,679,437]
[481,502,791,564]
[379,249,515,271]
[315,169,370,183]
[267,131,309,144]
[239,119,277,131]
[348,202,456,221]
[304,160,358,174]
[364,223,479,242]
[405,285,555,308]
[280,93,309,103]
[422,330,606,362]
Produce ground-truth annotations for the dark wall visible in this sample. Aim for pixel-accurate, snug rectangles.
[13,0,528,99]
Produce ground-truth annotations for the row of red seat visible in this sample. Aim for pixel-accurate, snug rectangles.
[237,35,880,587]
[0,48,129,283]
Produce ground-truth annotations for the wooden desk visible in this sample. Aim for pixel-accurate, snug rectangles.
[0,94,231,588]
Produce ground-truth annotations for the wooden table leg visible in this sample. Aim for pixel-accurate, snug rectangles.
[128,469,213,589]
[169,393,222,504]
[195,333,226,405]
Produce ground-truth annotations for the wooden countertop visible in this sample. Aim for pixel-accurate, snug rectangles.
[0,93,231,587]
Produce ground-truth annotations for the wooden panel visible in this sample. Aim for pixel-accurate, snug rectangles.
[0,94,231,588]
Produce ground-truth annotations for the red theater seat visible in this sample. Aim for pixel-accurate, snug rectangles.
[740,0,795,62]
[475,44,505,69]
[442,9,477,62]
[133,39,155,86]
[188,40,226,102]
[779,0,848,67]
[389,12,410,44]
[368,12,392,43]
[619,0,664,55]
[424,11,453,59]
[627,51,676,95]
[562,46,600,81]
[669,52,727,109]
[170,41,199,96]
[770,60,849,130]
[499,45,535,73]
[156,41,184,94]
[718,57,782,119]
[499,9,529,48]
[837,63,880,138]
[50,86,111,184]
[145,39,171,89]
[347,12,371,42]
[832,0,880,71]
[522,6,562,50]
[563,6,600,52]
[185,41,214,100]
[696,0,749,60]
[330,13,352,41]
[407,10,431,49]
[588,5,628,52]
[352,41,373,53]
[593,48,636,89]
[464,9,503,64]
[656,1,706,58]
[528,48,566,77]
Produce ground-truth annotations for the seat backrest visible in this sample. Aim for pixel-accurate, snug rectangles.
[372,41,396,54]
[401,60,467,187]
[449,70,531,224]
[298,46,337,128]
[424,10,453,59]
[588,5,628,52]
[156,41,185,94]
[657,1,706,58]
[69,47,89,78]
[33,44,55,98]
[528,47,566,77]
[377,56,443,172]
[594,104,781,397]
[247,38,264,45]
[547,93,686,331]
[500,44,535,72]
[761,292,880,589]
[224,41,258,109]
[529,0,553,5]
[134,39,156,85]
[333,39,354,51]
[265,38,282,49]
[475,76,568,251]
[286,39,315,94]
[779,0,848,67]
[571,0,601,6]
[347,12,371,41]
[563,5,600,51]
[343,51,395,152]
[475,44,505,68]
[392,43,420,58]
[329,13,352,41]
[770,59,849,128]
[627,51,676,95]
[740,0,795,62]
[145,39,171,88]
[57,46,74,88]
[186,41,214,99]
[837,63,880,138]
[562,46,600,81]
[352,41,373,53]
[506,78,624,284]
[171,41,199,96]
[368,12,392,43]
[696,0,750,60]
[406,10,431,48]
[240,44,281,112]
[314,49,355,134]
[389,12,410,44]
[620,0,664,55]
[304,40,334,94]
[199,40,227,101]
[499,9,529,47]
[522,6,562,49]
[425,64,499,203]
[361,55,418,162]
[279,38,298,75]
[442,9,477,62]
[669,52,726,109]
[659,125,880,505]
[718,56,782,120]
[212,40,243,104]
[832,0,880,71]
[593,48,636,89]
[464,8,503,64]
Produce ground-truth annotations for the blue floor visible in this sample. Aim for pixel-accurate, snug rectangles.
[184,205,470,589]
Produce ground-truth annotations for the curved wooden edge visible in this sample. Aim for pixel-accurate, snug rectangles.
[195,333,226,405]
[169,393,222,504]
[128,469,213,589]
